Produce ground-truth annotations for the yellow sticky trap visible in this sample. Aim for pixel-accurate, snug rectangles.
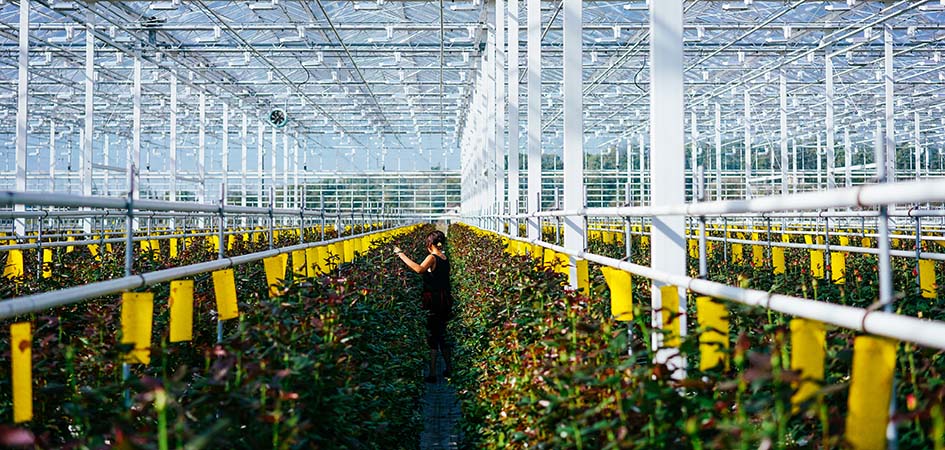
[66,236,75,253]
[210,235,220,254]
[150,239,160,260]
[169,280,194,343]
[140,239,150,255]
[41,249,52,279]
[782,233,791,244]
[862,237,872,248]
[773,247,785,274]
[334,242,345,264]
[317,246,331,273]
[846,336,897,450]
[839,236,850,247]
[305,247,320,277]
[751,233,764,267]
[810,250,825,279]
[291,249,307,276]
[688,239,698,258]
[169,238,178,258]
[212,269,239,320]
[731,244,743,263]
[4,249,24,279]
[543,248,556,267]
[263,254,288,297]
[555,252,570,277]
[601,267,633,321]
[641,235,650,246]
[804,234,813,245]
[919,259,937,299]
[602,231,614,244]
[227,234,236,251]
[88,244,100,260]
[11,322,32,423]
[106,242,113,253]
[696,296,729,371]
[659,285,681,348]
[831,252,846,284]
[790,319,825,410]
[121,292,154,365]
[575,259,589,294]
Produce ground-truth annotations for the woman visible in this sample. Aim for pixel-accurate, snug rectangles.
[394,230,453,383]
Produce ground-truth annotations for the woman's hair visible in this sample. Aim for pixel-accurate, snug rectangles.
[426,230,447,249]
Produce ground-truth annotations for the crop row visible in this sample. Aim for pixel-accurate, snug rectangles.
[449,223,944,449]
[0,224,430,448]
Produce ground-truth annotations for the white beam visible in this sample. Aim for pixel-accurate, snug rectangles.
[15,0,28,236]
[884,23,896,184]
[562,0,584,287]
[198,92,206,203]
[826,52,835,190]
[82,4,94,204]
[780,71,788,196]
[132,57,141,201]
[526,0,541,240]
[169,74,177,202]
[241,113,247,207]
[495,0,506,220]
[508,0,520,221]
[743,88,752,199]
[650,0,686,374]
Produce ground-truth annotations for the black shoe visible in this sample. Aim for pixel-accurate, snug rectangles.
[424,375,437,384]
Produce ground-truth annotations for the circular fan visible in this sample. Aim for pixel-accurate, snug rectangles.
[268,108,288,128]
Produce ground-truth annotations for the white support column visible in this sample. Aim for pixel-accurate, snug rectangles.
[914,111,921,180]
[743,88,752,199]
[222,102,229,199]
[485,19,496,220]
[14,0,28,236]
[198,92,206,203]
[792,139,798,193]
[526,0,541,240]
[133,57,142,201]
[241,113,247,207]
[169,75,177,202]
[282,129,289,204]
[562,0,584,287]
[650,0,686,375]
[257,122,264,207]
[508,0,520,221]
[779,71,788,196]
[844,128,852,188]
[48,120,55,191]
[638,134,644,202]
[816,134,823,190]
[495,0,506,222]
[715,103,722,200]
[82,4,94,202]
[293,134,300,208]
[884,23,895,184]
[271,126,277,206]
[825,53,836,190]
[102,134,109,196]
[689,111,697,202]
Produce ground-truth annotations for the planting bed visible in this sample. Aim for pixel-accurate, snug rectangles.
[449,223,944,449]
[0,225,432,448]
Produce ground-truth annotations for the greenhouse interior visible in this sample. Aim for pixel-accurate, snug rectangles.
[1,0,945,448]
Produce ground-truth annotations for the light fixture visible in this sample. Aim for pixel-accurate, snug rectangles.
[353,0,382,11]
[149,0,181,10]
[248,0,278,11]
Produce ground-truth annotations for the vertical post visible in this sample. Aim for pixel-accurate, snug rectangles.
[103,134,109,196]
[816,134,823,190]
[83,3,94,208]
[257,122,264,207]
[132,58,141,202]
[715,103,722,200]
[49,120,56,191]
[485,14,496,223]
[914,111,921,180]
[844,128,852,188]
[562,0,584,287]
[780,71,788,196]
[241,114,248,207]
[14,0,28,237]
[508,0,520,228]
[526,0,541,241]
[690,111,698,202]
[217,184,225,343]
[495,0,506,228]
[169,74,177,203]
[875,104,897,450]
[198,93,206,204]
[884,23,896,184]
[882,21,898,449]
[222,102,229,203]
[650,0,686,375]
[743,88,752,199]
[282,130,289,206]
[826,52,836,190]
[271,126,277,208]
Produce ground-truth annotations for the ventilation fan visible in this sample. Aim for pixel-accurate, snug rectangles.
[268,108,288,128]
